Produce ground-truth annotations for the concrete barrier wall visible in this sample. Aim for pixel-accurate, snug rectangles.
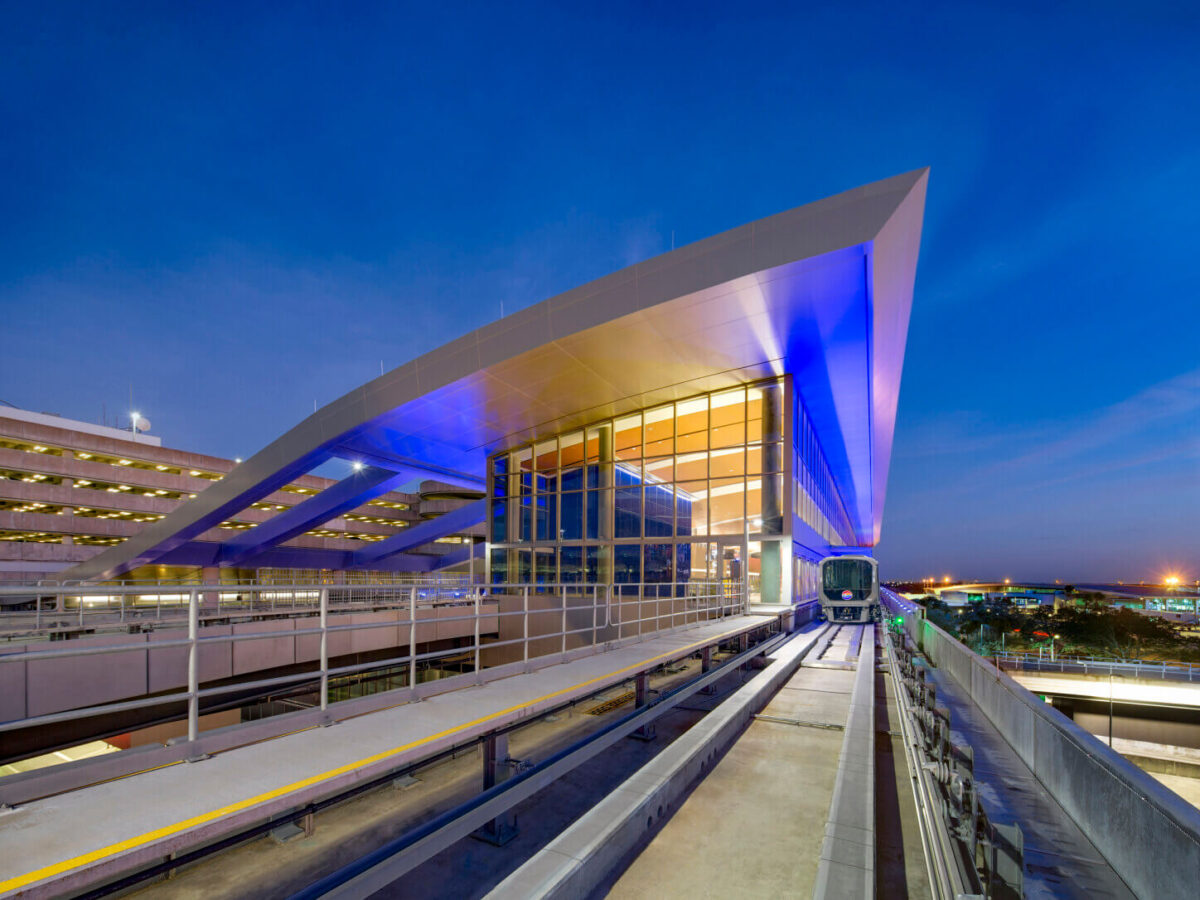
[894,604,1200,900]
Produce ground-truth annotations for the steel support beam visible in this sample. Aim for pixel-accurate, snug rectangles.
[216,466,409,567]
[348,499,486,569]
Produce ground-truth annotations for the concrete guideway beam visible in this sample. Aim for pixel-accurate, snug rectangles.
[486,623,834,899]
[216,466,409,567]
[812,625,877,900]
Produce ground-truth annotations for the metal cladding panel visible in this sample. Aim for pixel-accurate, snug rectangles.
[64,169,926,581]
[867,170,928,545]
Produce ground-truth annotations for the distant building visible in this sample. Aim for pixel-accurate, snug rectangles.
[0,406,481,586]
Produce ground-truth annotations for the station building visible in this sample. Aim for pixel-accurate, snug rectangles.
[58,169,928,607]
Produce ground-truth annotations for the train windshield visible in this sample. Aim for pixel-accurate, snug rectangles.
[822,558,874,602]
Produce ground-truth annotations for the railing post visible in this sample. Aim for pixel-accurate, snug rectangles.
[187,588,199,743]
[592,585,598,646]
[474,586,481,683]
[319,587,329,711]
[79,591,85,627]
[408,586,418,694]
[523,586,530,664]
[561,585,568,655]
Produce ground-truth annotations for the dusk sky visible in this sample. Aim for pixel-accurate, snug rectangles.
[2,3,1197,583]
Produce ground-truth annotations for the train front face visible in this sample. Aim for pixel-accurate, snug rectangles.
[819,556,879,624]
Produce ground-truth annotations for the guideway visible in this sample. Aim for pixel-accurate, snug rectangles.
[0,613,775,899]
[488,623,876,899]
[608,624,876,898]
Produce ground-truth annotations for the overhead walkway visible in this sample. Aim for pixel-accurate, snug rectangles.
[0,612,776,899]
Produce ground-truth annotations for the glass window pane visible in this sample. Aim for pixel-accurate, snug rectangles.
[644,544,672,583]
[746,480,762,526]
[708,477,745,535]
[490,499,507,543]
[559,431,585,468]
[675,451,707,482]
[614,544,641,585]
[642,456,674,484]
[644,483,674,537]
[560,546,583,583]
[760,474,784,534]
[710,388,746,448]
[615,484,642,538]
[535,440,557,470]
[676,480,708,535]
[490,548,508,585]
[535,492,557,541]
[561,466,583,491]
[710,447,745,478]
[676,396,707,453]
[614,414,641,460]
[747,445,762,476]
[674,542,692,586]
[535,549,555,584]
[674,485,694,537]
[520,498,532,542]
[683,541,712,582]
[644,405,674,457]
[561,491,583,540]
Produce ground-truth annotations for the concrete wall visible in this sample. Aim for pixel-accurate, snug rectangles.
[895,604,1200,900]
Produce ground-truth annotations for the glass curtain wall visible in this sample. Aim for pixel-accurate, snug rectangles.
[790,395,857,605]
[488,379,787,601]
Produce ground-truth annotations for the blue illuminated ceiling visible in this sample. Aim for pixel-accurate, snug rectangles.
[65,169,927,580]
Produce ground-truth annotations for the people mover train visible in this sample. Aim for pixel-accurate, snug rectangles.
[818,555,880,623]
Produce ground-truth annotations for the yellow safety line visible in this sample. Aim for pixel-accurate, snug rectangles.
[1,619,762,893]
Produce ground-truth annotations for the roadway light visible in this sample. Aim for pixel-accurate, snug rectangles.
[1165,575,1180,587]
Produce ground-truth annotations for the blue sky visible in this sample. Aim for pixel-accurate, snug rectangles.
[1,2,1197,583]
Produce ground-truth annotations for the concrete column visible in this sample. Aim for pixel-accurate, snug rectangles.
[630,672,656,741]
[474,732,518,845]
[759,383,783,605]
[701,645,716,695]
[597,425,613,585]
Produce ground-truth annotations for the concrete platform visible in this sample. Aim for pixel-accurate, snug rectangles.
[0,614,773,898]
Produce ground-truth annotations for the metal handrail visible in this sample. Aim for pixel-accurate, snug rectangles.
[993,652,1198,683]
[0,579,746,743]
